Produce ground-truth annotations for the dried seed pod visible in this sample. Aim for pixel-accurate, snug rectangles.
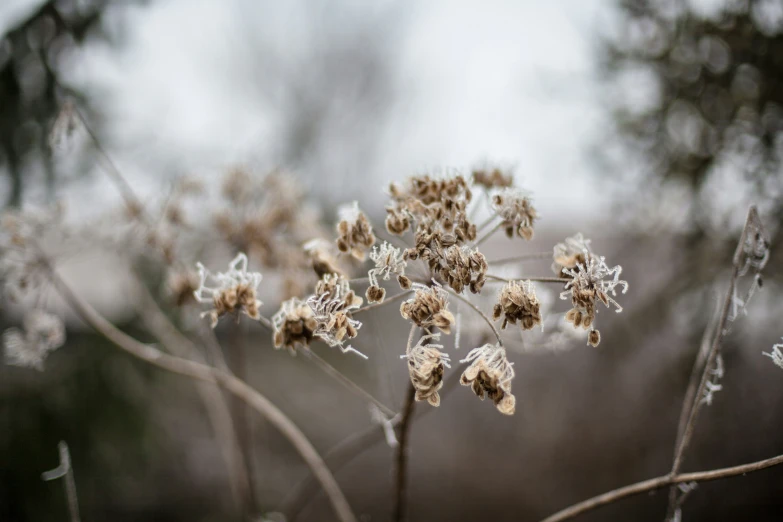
[460,343,515,415]
[400,285,455,334]
[366,285,386,303]
[493,280,542,330]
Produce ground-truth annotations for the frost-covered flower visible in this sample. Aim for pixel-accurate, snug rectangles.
[493,280,542,331]
[307,275,365,358]
[552,233,592,276]
[3,310,66,371]
[402,332,451,406]
[304,239,344,278]
[763,338,783,370]
[471,165,514,189]
[194,253,263,328]
[272,297,317,355]
[460,343,515,415]
[366,242,410,303]
[560,253,628,347]
[335,201,375,260]
[491,188,537,240]
[400,283,455,334]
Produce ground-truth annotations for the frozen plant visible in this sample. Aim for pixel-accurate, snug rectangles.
[194,252,263,328]
[3,310,66,371]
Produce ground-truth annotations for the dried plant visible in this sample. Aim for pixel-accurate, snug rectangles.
[194,253,263,328]
[460,343,516,415]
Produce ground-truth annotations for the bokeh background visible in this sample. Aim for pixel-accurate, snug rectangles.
[1,0,783,521]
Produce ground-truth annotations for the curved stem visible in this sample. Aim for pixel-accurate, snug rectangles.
[47,265,357,522]
[443,288,502,345]
[485,274,569,285]
[392,383,417,522]
[353,290,413,316]
[488,252,552,265]
[540,453,783,522]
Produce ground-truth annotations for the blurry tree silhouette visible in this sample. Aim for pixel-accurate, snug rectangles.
[0,0,146,207]
[602,0,783,231]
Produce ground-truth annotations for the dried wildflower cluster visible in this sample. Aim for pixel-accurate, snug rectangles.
[400,284,455,334]
[306,275,365,357]
[3,310,65,371]
[335,202,376,260]
[492,188,537,240]
[194,253,263,328]
[460,343,516,415]
[471,165,514,189]
[272,298,316,355]
[764,338,783,370]
[493,280,542,331]
[402,332,451,406]
[551,233,591,276]
[366,242,411,303]
[556,236,628,347]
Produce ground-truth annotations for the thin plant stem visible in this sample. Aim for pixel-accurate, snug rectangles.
[665,206,760,519]
[474,214,498,236]
[539,452,783,522]
[280,371,463,522]
[305,348,396,418]
[133,277,251,514]
[42,441,81,522]
[46,263,358,522]
[73,108,150,223]
[393,382,417,522]
[443,288,502,345]
[473,221,503,247]
[485,274,569,285]
[488,252,553,265]
[353,290,413,316]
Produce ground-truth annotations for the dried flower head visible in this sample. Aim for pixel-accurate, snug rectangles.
[307,275,365,357]
[303,239,345,278]
[763,338,783,370]
[366,242,410,302]
[491,188,537,240]
[402,332,451,406]
[194,253,263,328]
[3,310,66,371]
[460,343,515,415]
[560,253,628,346]
[472,166,514,189]
[166,269,200,307]
[272,298,317,355]
[737,207,769,276]
[336,202,376,260]
[493,280,542,330]
[552,233,592,276]
[400,284,455,334]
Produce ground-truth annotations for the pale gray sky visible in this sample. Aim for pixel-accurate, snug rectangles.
[2,0,612,223]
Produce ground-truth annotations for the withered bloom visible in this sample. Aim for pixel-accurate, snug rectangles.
[400,284,455,334]
[492,188,537,240]
[471,166,514,189]
[366,242,410,303]
[403,333,450,406]
[194,253,263,328]
[460,343,515,415]
[551,233,591,276]
[272,298,317,355]
[335,202,375,260]
[493,280,542,330]
[307,275,366,357]
[560,252,628,347]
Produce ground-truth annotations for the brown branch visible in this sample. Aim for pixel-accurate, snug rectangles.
[392,383,417,522]
[540,453,783,522]
[352,290,413,316]
[485,274,569,285]
[47,265,357,522]
[444,287,502,345]
[665,205,761,518]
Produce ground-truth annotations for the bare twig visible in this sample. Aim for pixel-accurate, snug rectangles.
[540,452,783,522]
[304,348,396,418]
[443,288,502,345]
[393,382,417,522]
[473,221,503,247]
[42,441,81,522]
[665,206,763,518]
[47,264,357,522]
[487,252,553,265]
[485,274,569,285]
[353,290,413,316]
[132,277,251,515]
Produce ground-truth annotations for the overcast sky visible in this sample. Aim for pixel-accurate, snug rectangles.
[1,0,612,223]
